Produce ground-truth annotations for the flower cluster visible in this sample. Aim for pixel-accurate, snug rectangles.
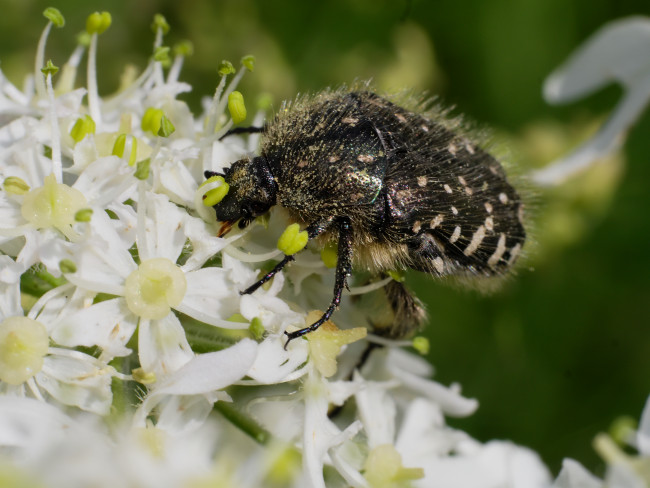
[0,9,554,487]
[0,8,649,488]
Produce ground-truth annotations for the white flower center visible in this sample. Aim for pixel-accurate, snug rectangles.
[0,317,49,385]
[21,174,87,231]
[124,258,187,320]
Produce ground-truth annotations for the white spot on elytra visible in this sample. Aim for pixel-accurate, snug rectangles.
[444,184,452,194]
[518,203,525,224]
[464,225,486,256]
[448,143,458,155]
[464,142,475,154]
[328,154,340,163]
[357,154,374,163]
[465,186,474,196]
[499,192,509,204]
[421,125,429,132]
[417,176,427,187]
[342,116,358,125]
[484,202,493,213]
[488,233,507,267]
[449,226,461,243]
[297,160,308,168]
[485,215,494,231]
[433,256,444,273]
[451,206,458,216]
[508,243,522,265]
[412,220,422,233]
[458,176,467,186]
[430,214,444,229]
[395,113,407,123]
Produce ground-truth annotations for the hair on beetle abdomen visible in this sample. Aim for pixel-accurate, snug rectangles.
[207,83,528,345]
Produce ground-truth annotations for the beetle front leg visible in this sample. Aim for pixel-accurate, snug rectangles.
[240,216,335,295]
[284,216,353,348]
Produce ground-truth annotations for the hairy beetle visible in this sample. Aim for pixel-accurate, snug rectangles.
[205,88,526,345]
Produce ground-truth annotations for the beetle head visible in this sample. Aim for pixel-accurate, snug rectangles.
[207,156,277,235]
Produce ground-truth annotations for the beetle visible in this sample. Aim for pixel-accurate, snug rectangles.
[205,88,526,346]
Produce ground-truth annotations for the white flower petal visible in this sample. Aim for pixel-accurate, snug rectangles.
[181,215,230,272]
[534,17,650,185]
[153,338,257,396]
[0,256,22,316]
[176,267,244,327]
[139,192,186,262]
[50,297,137,359]
[544,17,650,103]
[67,233,137,294]
[36,351,113,415]
[354,376,396,448]
[72,155,137,208]
[636,394,650,455]
[417,440,550,488]
[154,158,198,207]
[138,314,194,376]
[247,335,309,384]
[0,395,75,448]
[387,363,478,417]
[552,458,602,488]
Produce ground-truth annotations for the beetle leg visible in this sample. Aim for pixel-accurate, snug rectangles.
[240,216,336,295]
[284,216,353,348]
[218,125,266,140]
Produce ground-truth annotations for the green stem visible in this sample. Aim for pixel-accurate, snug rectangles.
[213,401,271,445]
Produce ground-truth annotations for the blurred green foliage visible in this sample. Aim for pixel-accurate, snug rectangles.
[2,0,649,475]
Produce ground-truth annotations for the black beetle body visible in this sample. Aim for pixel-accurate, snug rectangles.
[206,89,526,344]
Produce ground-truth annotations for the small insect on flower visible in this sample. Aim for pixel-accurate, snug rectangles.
[205,87,526,346]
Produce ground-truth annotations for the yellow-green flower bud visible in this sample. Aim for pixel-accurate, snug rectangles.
[59,259,77,274]
[3,177,30,195]
[173,40,194,57]
[132,367,157,384]
[43,7,65,27]
[151,13,170,34]
[201,176,229,206]
[86,11,112,35]
[41,60,59,77]
[74,208,93,222]
[412,336,430,355]
[141,107,164,135]
[70,115,96,143]
[248,317,265,341]
[320,242,338,268]
[135,158,150,180]
[277,223,308,256]
[228,91,247,124]
[158,115,175,138]
[241,55,255,72]
[218,60,235,76]
[153,46,171,66]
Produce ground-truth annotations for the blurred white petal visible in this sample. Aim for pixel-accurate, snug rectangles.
[534,17,650,185]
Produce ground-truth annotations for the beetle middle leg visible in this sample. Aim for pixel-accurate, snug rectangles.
[239,216,335,294]
[283,216,353,348]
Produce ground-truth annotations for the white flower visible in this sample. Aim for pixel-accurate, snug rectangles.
[0,256,115,415]
[533,16,650,184]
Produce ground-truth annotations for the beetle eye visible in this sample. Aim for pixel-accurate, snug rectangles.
[241,204,253,218]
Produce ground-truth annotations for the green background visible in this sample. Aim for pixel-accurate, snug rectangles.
[2,0,649,475]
